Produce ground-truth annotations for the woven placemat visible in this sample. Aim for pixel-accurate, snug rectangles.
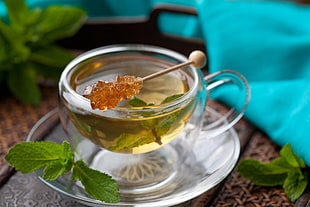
[0,83,59,184]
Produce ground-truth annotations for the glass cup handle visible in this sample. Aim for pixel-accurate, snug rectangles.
[202,70,250,137]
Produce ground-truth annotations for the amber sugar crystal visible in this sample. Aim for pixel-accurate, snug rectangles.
[83,75,143,111]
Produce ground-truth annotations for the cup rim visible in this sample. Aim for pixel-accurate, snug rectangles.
[59,44,199,113]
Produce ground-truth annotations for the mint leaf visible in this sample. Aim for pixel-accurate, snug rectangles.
[5,141,73,178]
[108,111,180,151]
[0,19,30,64]
[30,45,75,68]
[42,142,74,180]
[34,6,86,44]
[4,0,40,32]
[128,94,184,107]
[269,157,293,169]
[153,113,179,145]
[280,143,306,168]
[30,45,75,80]
[128,96,148,107]
[7,63,41,106]
[108,131,156,152]
[141,119,158,129]
[283,168,308,202]
[110,94,185,151]
[161,94,183,104]
[43,162,69,180]
[237,158,289,186]
[72,160,120,203]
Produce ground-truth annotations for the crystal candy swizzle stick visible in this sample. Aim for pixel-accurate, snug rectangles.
[83,50,207,111]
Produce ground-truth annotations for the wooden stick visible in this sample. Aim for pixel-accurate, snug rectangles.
[141,50,207,81]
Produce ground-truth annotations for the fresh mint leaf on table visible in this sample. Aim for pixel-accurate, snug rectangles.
[5,141,120,203]
[0,0,86,105]
[237,143,308,202]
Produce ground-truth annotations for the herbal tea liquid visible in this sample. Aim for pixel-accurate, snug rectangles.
[67,58,196,154]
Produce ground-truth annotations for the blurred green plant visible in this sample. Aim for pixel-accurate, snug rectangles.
[0,0,86,105]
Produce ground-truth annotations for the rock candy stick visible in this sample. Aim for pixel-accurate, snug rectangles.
[83,50,207,111]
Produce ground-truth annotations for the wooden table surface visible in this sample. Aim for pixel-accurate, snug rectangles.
[0,4,309,206]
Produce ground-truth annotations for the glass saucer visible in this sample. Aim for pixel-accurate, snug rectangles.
[26,107,240,207]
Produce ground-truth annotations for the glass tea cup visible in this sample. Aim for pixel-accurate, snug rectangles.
[58,44,250,202]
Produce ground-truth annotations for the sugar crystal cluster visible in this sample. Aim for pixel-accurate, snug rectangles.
[83,75,143,111]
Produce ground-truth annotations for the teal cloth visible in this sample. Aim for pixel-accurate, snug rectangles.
[197,0,310,166]
[1,0,310,165]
